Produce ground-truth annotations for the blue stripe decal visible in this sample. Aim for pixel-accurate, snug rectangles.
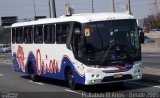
[12,53,85,84]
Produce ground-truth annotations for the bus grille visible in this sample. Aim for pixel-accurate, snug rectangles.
[101,74,132,82]
[102,69,129,73]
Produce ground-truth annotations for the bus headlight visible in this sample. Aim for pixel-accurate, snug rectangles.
[91,74,100,78]
[91,80,95,83]
[137,75,141,79]
[96,74,100,78]
[134,69,141,74]
[134,70,138,74]
[91,74,95,77]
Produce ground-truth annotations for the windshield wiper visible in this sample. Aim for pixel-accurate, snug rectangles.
[100,39,115,64]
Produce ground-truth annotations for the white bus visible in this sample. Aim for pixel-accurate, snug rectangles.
[11,13,143,89]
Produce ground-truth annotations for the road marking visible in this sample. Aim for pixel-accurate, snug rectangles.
[0,61,12,65]
[65,89,82,95]
[28,80,44,86]
[147,54,160,57]
[0,74,4,76]
[128,82,160,89]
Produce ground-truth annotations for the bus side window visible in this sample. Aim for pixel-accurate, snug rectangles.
[34,26,43,43]
[56,24,62,43]
[12,28,16,43]
[23,28,27,43]
[56,23,70,44]
[44,25,54,43]
[24,27,33,43]
[52,25,55,43]
[16,28,23,43]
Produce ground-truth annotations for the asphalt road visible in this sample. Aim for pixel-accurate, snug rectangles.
[0,53,160,98]
[142,52,160,69]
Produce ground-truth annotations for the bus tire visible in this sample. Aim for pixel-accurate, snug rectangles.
[66,69,78,90]
[29,63,38,82]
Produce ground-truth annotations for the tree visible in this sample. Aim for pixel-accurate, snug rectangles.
[144,13,160,31]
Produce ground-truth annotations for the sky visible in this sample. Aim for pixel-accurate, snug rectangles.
[0,0,160,23]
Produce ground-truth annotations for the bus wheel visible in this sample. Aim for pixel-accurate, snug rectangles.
[29,66,37,82]
[67,69,78,90]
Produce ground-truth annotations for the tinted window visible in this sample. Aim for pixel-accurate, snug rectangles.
[84,21,111,51]
[24,27,33,43]
[34,26,43,43]
[56,23,70,44]
[44,25,55,43]
[16,28,23,43]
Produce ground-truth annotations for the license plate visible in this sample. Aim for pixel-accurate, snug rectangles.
[114,74,123,78]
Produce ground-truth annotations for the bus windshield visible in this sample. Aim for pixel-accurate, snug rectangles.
[80,19,141,64]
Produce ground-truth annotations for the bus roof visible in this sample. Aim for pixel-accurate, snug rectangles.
[11,12,135,27]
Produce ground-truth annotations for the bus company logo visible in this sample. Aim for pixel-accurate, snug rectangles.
[17,45,25,72]
[36,49,60,75]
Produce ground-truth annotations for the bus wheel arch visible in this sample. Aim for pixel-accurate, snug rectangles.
[27,61,38,82]
[64,66,78,90]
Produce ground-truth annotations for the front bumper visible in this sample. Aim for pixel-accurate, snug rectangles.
[84,62,143,85]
